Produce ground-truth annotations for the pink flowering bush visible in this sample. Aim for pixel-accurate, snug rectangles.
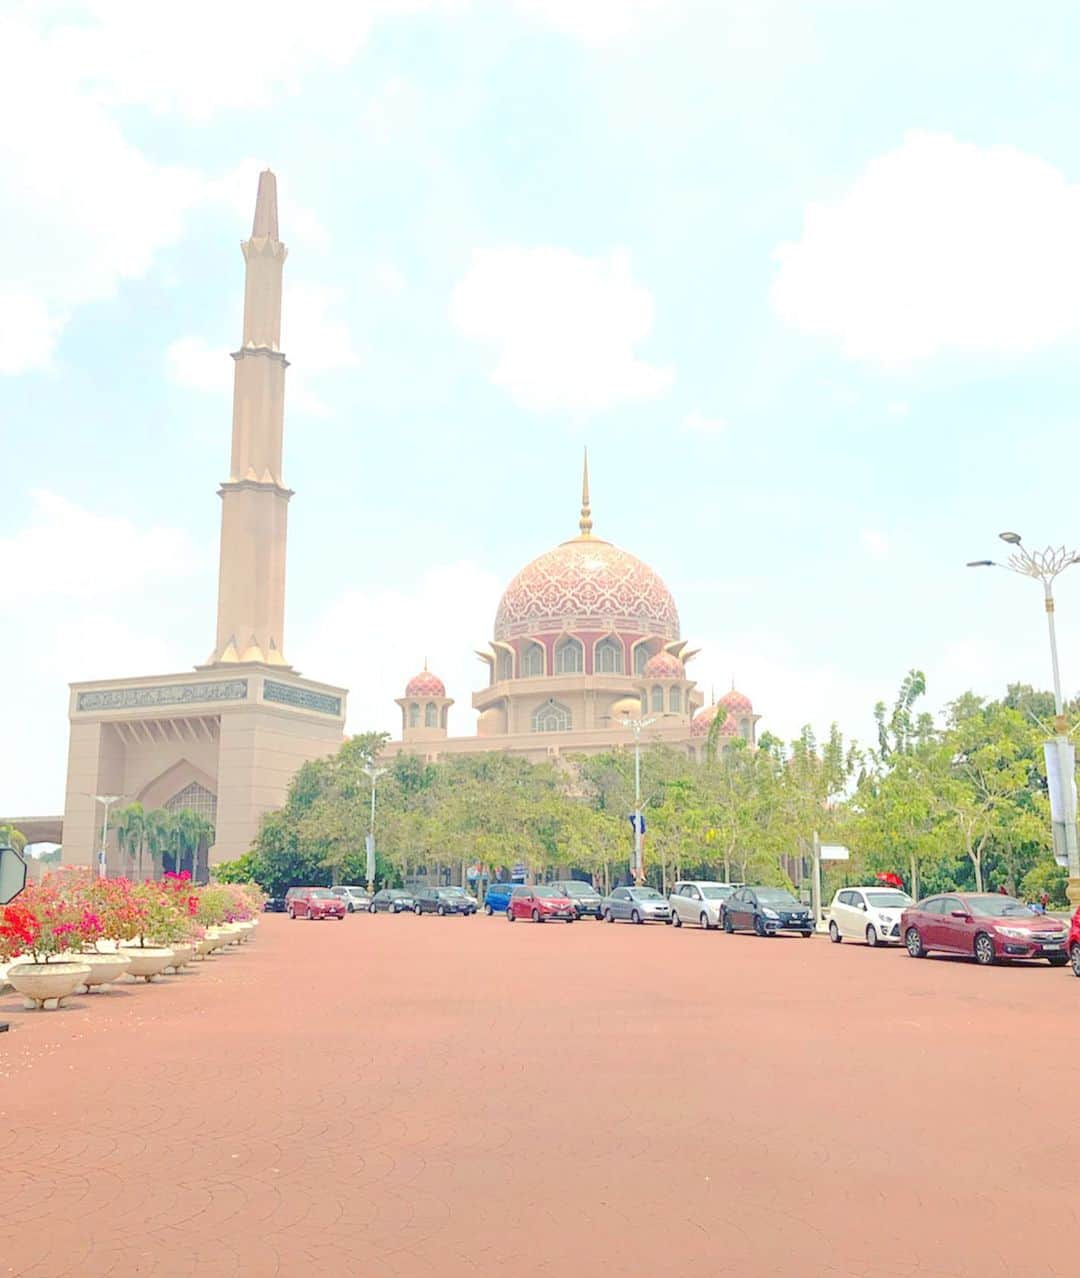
[0,879,85,963]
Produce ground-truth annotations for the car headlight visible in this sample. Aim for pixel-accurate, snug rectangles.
[996,927,1031,938]
[763,908,779,920]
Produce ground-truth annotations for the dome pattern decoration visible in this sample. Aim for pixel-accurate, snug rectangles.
[719,687,753,714]
[494,539,680,642]
[691,704,735,738]
[405,669,446,698]
[642,651,684,680]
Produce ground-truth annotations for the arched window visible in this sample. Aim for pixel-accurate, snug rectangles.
[165,781,217,825]
[670,686,682,714]
[441,705,449,729]
[555,637,583,674]
[740,716,751,741]
[425,702,438,728]
[408,702,419,728]
[532,700,571,733]
[651,686,664,713]
[641,694,648,714]
[522,642,544,677]
[634,643,652,676]
[595,637,623,674]
[496,650,513,682]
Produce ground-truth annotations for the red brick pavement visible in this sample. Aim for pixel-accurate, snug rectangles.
[2,913,1079,1277]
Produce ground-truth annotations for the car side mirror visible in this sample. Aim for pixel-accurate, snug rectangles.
[858,902,867,911]
[951,910,971,921]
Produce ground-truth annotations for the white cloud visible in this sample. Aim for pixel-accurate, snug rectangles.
[886,401,909,418]
[450,245,673,412]
[295,561,503,738]
[167,336,231,395]
[860,529,890,559]
[514,0,675,45]
[374,261,408,295]
[684,408,726,435]
[771,130,1080,365]
[0,491,198,603]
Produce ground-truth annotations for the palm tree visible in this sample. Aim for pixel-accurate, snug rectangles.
[168,809,215,879]
[143,809,172,881]
[113,803,146,878]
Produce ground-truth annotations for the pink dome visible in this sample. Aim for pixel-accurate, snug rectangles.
[642,651,684,680]
[690,704,735,738]
[405,670,446,698]
[494,537,679,642]
[719,687,753,714]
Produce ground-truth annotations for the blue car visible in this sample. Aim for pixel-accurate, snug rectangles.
[484,882,516,915]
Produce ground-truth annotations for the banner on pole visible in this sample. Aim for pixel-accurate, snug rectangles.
[1044,740,1077,824]
[365,833,375,884]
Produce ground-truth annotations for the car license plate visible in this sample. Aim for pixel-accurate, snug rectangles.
[1043,943,1063,951]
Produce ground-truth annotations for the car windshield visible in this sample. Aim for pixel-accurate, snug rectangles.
[310,890,335,899]
[701,886,734,900]
[755,889,797,905]
[540,887,570,897]
[968,895,1035,918]
[865,891,911,909]
[441,888,467,895]
[630,889,664,900]
[561,883,594,896]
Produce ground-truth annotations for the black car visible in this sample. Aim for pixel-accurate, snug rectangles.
[414,887,474,916]
[548,880,604,918]
[723,886,813,937]
[369,888,416,914]
[263,895,287,913]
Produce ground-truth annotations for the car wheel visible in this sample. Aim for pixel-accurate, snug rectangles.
[437,905,446,917]
[974,932,996,966]
[631,909,642,925]
[699,912,711,930]
[828,921,841,943]
[1048,954,1068,967]
[414,904,422,915]
[369,904,377,914]
[288,908,295,919]
[671,911,682,928]
[506,908,515,922]
[484,904,493,916]
[1072,944,1080,977]
[866,925,879,948]
[336,915,345,921]
[905,927,926,958]
[347,903,354,913]
[604,909,615,923]
[753,916,766,938]
[531,908,543,924]
[723,912,733,933]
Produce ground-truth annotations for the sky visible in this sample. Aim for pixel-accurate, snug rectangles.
[5,0,1080,815]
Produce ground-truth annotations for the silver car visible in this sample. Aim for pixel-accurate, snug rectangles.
[668,881,738,930]
[331,885,372,914]
[602,886,672,924]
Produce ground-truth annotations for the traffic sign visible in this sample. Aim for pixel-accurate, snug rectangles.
[0,844,28,905]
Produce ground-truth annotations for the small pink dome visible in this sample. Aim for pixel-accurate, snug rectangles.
[405,670,446,698]
[642,651,684,680]
[719,687,753,714]
[690,704,735,738]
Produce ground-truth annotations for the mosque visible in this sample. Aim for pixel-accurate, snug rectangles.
[21,171,758,872]
[385,459,759,764]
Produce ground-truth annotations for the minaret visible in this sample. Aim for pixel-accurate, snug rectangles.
[206,169,292,667]
[578,447,592,538]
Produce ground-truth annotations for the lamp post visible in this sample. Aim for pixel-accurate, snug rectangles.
[968,533,1080,899]
[92,794,122,879]
[362,765,387,895]
[620,716,656,884]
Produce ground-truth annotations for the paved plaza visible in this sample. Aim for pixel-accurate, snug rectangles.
[2,914,1078,1277]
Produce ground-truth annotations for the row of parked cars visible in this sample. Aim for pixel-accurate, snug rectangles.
[270,878,1080,973]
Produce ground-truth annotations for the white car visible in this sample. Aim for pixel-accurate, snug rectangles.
[330,885,372,914]
[827,886,913,947]
[668,880,739,930]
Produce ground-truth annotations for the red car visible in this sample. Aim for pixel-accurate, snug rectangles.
[506,884,577,923]
[901,892,1069,966]
[1069,908,1080,977]
[287,887,346,921]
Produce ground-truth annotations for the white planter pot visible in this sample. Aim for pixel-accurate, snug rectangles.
[119,946,176,982]
[203,927,229,952]
[165,942,195,971]
[8,961,92,1009]
[76,952,132,992]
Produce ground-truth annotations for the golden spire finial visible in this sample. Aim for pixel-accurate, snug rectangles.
[579,447,592,537]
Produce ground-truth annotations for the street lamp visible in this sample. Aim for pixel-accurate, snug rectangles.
[968,533,1080,894]
[92,794,123,879]
[361,765,388,895]
[620,716,656,884]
